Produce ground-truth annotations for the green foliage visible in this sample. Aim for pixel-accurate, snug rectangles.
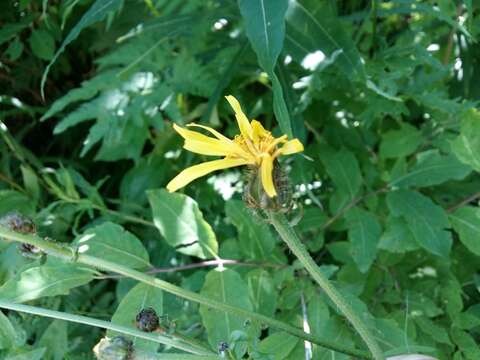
[1,0,480,359]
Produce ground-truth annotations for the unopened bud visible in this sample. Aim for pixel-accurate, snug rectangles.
[135,307,159,332]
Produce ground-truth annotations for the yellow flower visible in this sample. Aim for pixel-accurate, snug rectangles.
[166,95,304,197]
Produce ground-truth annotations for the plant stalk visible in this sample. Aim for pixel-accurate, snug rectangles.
[267,211,385,360]
[0,299,213,356]
[0,226,372,359]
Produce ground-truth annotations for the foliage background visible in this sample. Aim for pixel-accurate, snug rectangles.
[1,0,480,359]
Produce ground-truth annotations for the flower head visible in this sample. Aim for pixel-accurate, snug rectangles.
[166,95,304,197]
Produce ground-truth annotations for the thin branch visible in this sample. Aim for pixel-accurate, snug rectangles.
[96,259,284,279]
[447,192,480,213]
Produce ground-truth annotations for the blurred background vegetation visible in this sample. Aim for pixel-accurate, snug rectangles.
[1,0,480,359]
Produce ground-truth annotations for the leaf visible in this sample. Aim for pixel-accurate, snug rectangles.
[28,29,55,61]
[5,348,46,360]
[256,332,298,359]
[0,311,16,349]
[379,123,422,159]
[73,222,150,269]
[415,317,451,345]
[246,269,277,317]
[451,327,480,359]
[387,190,452,257]
[285,0,365,80]
[108,283,163,352]
[0,262,95,303]
[199,269,254,349]
[451,108,480,172]
[449,206,480,256]
[225,200,275,260]
[41,0,123,97]
[147,189,218,259]
[390,150,472,187]
[238,0,293,137]
[378,217,419,253]
[345,207,382,272]
[0,190,35,217]
[37,321,68,360]
[320,148,362,210]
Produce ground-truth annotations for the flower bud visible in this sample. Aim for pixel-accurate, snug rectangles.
[135,307,159,332]
[93,336,133,360]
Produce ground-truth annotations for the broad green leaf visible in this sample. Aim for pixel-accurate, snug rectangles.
[238,0,287,74]
[74,222,150,269]
[246,269,277,317]
[0,311,16,349]
[390,150,471,187]
[37,321,68,360]
[108,283,163,352]
[5,348,46,360]
[256,332,298,359]
[285,0,365,80]
[378,217,419,253]
[0,191,35,217]
[345,207,381,272]
[380,123,422,159]
[5,37,23,61]
[451,108,480,172]
[148,189,218,259]
[0,262,95,303]
[0,19,31,46]
[199,269,254,349]
[387,190,452,257]
[225,200,275,260]
[451,327,480,359]
[449,206,480,256]
[415,317,451,345]
[28,29,55,61]
[238,0,292,137]
[41,0,123,97]
[320,148,362,210]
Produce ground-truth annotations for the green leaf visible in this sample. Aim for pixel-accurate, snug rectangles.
[379,123,422,159]
[108,283,163,352]
[449,206,480,256]
[345,207,382,272]
[0,262,95,303]
[387,190,452,257]
[5,348,46,360]
[29,29,55,61]
[238,0,292,137]
[147,189,218,259]
[451,108,480,172]
[5,37,24,61]
[320,148,362,209]
[238,0,287,74]
[246,269,277,317]
[41,0,123,97]
[256,332,298,359]
[225,200,275,260]
[451,327,480,359]
[37,321,68,360]
[285,0,365,80]
[73,222,150,269]
[415,317,451,345]
[378,217,419,253]
[390,150,472,187]
[0,190,35,217]
[199,269,254,349]
[0,311,16,349]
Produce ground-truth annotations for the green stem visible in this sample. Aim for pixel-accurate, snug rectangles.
[267,211,385,360]
[0,227,372,359]
[0,300,213,356]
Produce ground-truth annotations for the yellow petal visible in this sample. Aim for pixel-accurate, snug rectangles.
[183,140,233,156]
[277,138,304,156]
[225,95,253,140]
[260,154,277,197]
[187,123,250,158]
[173,123,215,143]
[166,158,249,193]
[251,120,268,143]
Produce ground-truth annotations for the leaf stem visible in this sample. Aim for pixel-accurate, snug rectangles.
[0,227,372,359]
[267,210,385,360]
[0,299,213,356]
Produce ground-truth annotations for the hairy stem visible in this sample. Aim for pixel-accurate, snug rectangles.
[267,211,385,360]
[0,227,372,359]
[0,299,213,356]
